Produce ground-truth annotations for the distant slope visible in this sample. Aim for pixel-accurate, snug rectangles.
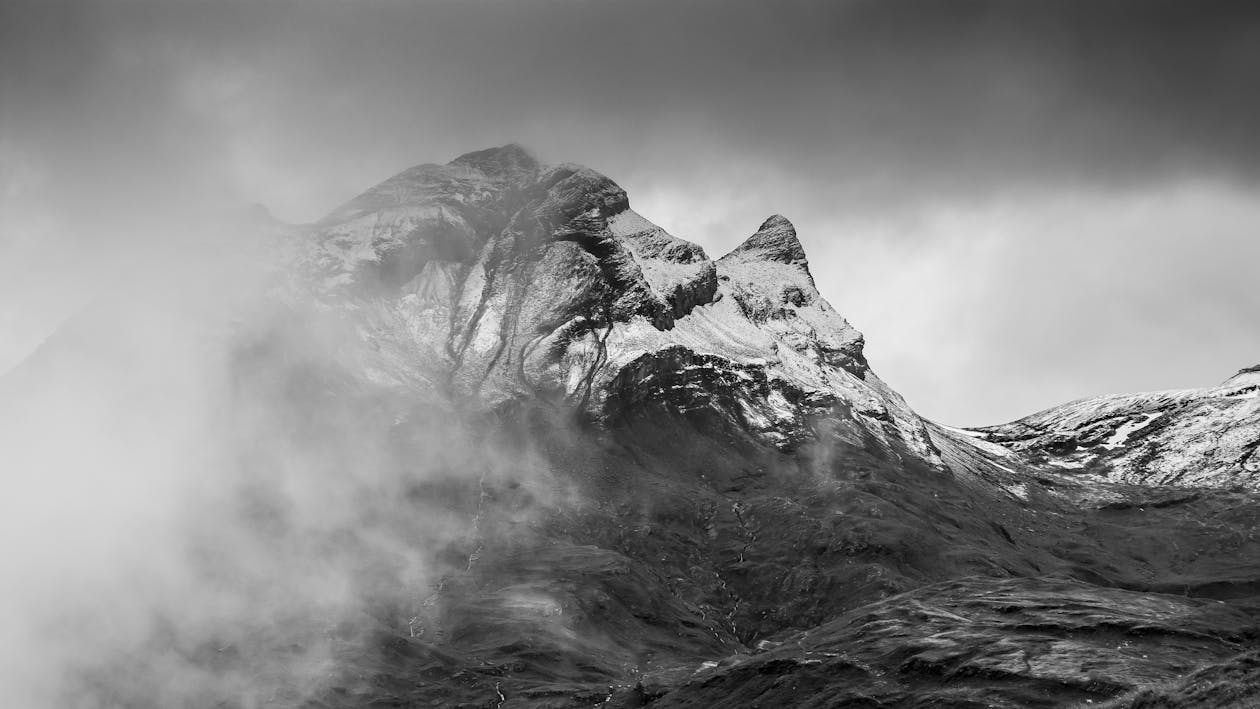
[971,367,1260,489]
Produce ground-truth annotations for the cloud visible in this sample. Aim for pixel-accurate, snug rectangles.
[0,212,572,705]
[813,180,1260,424]
[2,0,1257,416]
[8,0,1259,213]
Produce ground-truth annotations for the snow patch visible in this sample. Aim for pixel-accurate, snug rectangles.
[469,304,504,355]
[1103,413,1161,449]
[937,424,985,439]
[1004,483,1029,500]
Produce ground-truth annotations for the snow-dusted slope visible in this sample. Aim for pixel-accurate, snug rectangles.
[294,145,939,462]
[971,367,1260,489]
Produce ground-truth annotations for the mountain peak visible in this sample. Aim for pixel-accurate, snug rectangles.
[722,214,808,268]
[449,143,539,180]
[760,213,794,231]
[317,144,542,223]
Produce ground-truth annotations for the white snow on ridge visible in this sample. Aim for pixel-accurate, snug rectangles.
[1012,388,1198,431]
[1005,483,1029,500]
[1102,412,1162,449]
[936,424,985,439]
[978,374,1260,490]
[1222,368,1260,388]
[606,209,657,236]
[608,208,712,308]
[591,268,939,463]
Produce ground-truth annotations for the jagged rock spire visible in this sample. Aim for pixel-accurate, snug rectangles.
[721,214,808,268]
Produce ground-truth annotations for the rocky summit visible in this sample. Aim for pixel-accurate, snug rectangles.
[12,145,1260,708]
[297,143,932,459]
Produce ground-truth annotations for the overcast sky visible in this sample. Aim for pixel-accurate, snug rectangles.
[3,0,1259,424]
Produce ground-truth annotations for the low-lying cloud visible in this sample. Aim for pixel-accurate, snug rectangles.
[0,210,572,706]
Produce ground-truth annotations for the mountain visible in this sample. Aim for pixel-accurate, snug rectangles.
[8,145,1260,708]
[969,367,1260,489]
[296,144,935,461]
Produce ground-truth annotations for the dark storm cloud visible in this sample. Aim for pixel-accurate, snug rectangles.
[6,0,1259,215]
[2,0,1259,421]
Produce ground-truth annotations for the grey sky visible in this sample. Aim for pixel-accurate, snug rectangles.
[3,0,1258,424]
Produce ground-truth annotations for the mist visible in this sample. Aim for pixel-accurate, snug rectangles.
[0,201,572,706]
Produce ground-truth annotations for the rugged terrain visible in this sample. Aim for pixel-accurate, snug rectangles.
[970,368,1260,489]
[9,145,1260,708]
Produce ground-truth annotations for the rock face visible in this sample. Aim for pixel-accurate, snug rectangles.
[300,144,936,461]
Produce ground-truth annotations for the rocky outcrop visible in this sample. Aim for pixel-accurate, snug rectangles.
[721,214,809,269]
[606,209,718,320]
[717,214,866,374]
